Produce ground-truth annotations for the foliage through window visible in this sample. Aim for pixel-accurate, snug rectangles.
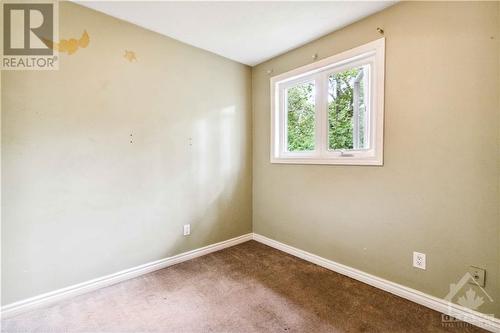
[271,39,385,165]
[328,66,369,151]
[286,81,315,152]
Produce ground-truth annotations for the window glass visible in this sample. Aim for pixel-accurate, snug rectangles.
[286,81,315,152]
[328,65,369,150]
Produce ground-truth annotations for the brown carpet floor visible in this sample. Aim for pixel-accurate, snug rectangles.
[2,241,485,333]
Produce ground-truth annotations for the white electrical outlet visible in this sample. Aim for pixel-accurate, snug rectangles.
[183,224,190,236]
[413,251,426,270]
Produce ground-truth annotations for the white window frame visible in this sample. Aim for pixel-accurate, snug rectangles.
[270,38,385,166]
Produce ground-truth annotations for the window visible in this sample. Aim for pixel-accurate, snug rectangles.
[271,38,385,165]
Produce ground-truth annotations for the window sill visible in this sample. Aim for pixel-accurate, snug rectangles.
[270,157,383,166]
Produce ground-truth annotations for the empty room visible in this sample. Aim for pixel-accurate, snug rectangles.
[1,1,499,332]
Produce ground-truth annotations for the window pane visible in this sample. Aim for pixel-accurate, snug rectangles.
[286,81,315,152]
[328,65,369,150]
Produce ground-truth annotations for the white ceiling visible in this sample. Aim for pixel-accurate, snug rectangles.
[77,1,395,66]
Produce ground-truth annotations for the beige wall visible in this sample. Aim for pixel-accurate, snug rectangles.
[252,1,500,316]
[1,2,252,305]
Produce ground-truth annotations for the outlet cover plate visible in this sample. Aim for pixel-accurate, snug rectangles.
[413,251,426,270]
[183,224,191,236]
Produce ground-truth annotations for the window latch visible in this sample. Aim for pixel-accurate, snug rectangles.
[340,151,354,157]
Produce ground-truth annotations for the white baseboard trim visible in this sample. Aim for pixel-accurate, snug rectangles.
[252,233,500,333]
[1,233,253,319]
